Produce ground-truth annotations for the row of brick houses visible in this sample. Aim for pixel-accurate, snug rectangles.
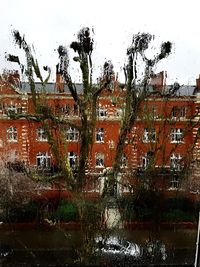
[0,70,200,194]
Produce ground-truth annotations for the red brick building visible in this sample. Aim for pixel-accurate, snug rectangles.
[0,70,200,194]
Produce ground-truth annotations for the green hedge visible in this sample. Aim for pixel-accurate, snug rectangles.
[6,201,38,223]
[162,209,196,222]
[51,200,79,222]
[119,194,198,222]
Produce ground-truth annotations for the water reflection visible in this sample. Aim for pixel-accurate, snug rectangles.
[0,228,196,266]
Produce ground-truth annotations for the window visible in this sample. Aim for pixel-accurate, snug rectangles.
[142,151,153,169]
[97,107,107,118]
[59,103,79,116]
[4,103,22,115]
[108,140,115,149]
[0,103,8,115]
[36,152,51,169]
[121,154,127,168]
[143,128,156,142]
[145,105,158,119]
[68,152,78,169]
[7,104,17,114]
[73,103,79,116]
[170,153,182,172]
[172,106,186,118]
[7,126,17,142]
[171,128,183,143]
[151,105,158,119]
[115,108,123,117]
[96,153,104,167]
[65,104,71,115]
[196,106,200,116]
[170,176,179,189]
[37,127,48,141]
[142,154,150,169]
[96,128,104,142]
[58,104,71,115]
[66,127,79,141]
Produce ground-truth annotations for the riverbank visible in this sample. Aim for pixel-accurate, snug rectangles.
[0,220,197,231]
[124,221,197,230]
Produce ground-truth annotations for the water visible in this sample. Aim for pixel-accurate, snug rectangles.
[0,227,197,266]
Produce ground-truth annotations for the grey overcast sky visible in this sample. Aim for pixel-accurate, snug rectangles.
[0,0,200,85]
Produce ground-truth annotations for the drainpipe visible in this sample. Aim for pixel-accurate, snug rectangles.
[195,211,200,267]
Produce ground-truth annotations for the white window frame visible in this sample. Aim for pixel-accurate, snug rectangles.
[36,152,51,169]
[171,128,183,143]
[143,128,156,142]
[66,127,79,142]
[7,126,17,142]
[96,152,104,167]
[68,151,78,169]
[141,151,153,169]
[170,153,182,172]
[37,127,48,141]
[97,107,107,118]
[170,176,179,189]
[7,104,17,114]
[142,154,150,169]
[96,128,104,142]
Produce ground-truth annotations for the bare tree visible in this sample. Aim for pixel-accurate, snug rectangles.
[0,161,37,221]
[6,28,173,264]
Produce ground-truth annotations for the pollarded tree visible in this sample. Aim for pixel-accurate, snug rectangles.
[105,34,172,195]
[6,28,173,264]
[55,31,172,197]
[8,29,172,193]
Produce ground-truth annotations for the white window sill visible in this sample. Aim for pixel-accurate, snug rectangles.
[170,141,184,144]
[143,140,156,143]
[96,166,104,168]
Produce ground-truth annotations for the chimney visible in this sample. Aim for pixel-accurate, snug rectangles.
[196,75,200,89]
[55,64,64,93]
[150,71,166,92]
[8,70,20,87]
